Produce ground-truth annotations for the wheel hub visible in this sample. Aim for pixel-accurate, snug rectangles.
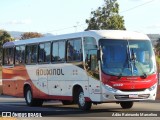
[79,92,85,106]
[27,90,32,103]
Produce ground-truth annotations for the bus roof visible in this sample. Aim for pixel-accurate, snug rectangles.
[3,30,150,48]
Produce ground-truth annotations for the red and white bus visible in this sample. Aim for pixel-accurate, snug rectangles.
[2,30,157,110]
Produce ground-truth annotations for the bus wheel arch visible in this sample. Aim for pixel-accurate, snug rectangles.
[72,85,92,110]
[24,84,43,107]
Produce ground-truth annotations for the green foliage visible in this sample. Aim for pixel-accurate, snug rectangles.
[155,38,160,53]
[85,0,125,30]
[0,30,13,48]
[154,38,160,66]
[156,55,160,72]
[0,30,13,62]
[20,32,43,40]
[156,56,160,63]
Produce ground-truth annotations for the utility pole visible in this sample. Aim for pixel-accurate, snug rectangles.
[74,22,79,32]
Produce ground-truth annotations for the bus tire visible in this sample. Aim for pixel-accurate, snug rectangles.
[120,101,133,109]
[77,88,92,110]
[24,86,43,107]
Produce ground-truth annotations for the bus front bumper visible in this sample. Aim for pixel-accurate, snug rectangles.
[101,84,157,102]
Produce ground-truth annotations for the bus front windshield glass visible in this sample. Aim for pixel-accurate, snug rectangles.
[100,39,156,77]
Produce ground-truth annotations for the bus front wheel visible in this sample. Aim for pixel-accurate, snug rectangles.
[24,86,43,107]
[120,101,133,109]
[77,88,92,110]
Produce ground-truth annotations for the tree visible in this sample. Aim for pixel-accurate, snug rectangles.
[0,30,13,62]
[20,32,43,40]
[0,30,13,47]
[85,0,125,30]
[155,38,160,56]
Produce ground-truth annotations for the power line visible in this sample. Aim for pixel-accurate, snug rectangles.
[47,23,86,33]
[47,26,75,32]
[120,0,155,13]
[48,0,156,33]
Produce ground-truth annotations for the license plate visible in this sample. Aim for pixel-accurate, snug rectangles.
[129,94,138,98]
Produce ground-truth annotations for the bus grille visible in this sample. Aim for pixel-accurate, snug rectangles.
[115,94,150,100]
[120,89,146,92]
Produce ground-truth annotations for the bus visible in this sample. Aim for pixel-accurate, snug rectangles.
[2,30,157,110]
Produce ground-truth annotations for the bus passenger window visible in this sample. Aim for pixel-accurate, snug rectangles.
[38,42,51,63]
[59,41,65,61]
[67,41,74,61]
[31,45,38,63]
[67,38,82,61]
[52,41,65,62]
[15,47,20,64]
[3,47,14,65]
[15,46,25,65]
[52,42,59,61]
[45,43,51,62]
[25,45,38,64]
[26,46,31,64]
[39,44,44,62]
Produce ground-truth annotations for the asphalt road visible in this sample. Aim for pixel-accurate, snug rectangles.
[0,95,160,119]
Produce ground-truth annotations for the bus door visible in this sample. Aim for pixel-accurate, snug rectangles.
[83,37,101,101]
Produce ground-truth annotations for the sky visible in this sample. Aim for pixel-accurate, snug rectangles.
[0,0,160,35]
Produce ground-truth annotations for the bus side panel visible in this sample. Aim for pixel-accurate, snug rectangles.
[2,66,28,97]
[2,66,16,96]
[25,63,91,100]
[2,79,16,96]
[88,77,102,102]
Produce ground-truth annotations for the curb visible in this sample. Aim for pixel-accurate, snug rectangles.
[140,100,160,103]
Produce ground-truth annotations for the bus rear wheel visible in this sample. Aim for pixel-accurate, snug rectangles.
[77,88,92,110]
[120,101,133,109]
[24,86,43,107]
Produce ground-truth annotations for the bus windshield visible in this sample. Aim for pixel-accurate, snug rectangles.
[100,39,156,77]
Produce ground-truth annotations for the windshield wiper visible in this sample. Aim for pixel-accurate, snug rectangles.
[135,62,148,78]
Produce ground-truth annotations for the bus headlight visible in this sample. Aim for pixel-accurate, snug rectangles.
[105,85,118,92]
[149,84,157,91]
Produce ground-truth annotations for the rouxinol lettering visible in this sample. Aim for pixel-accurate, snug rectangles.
[36,68,64,76]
